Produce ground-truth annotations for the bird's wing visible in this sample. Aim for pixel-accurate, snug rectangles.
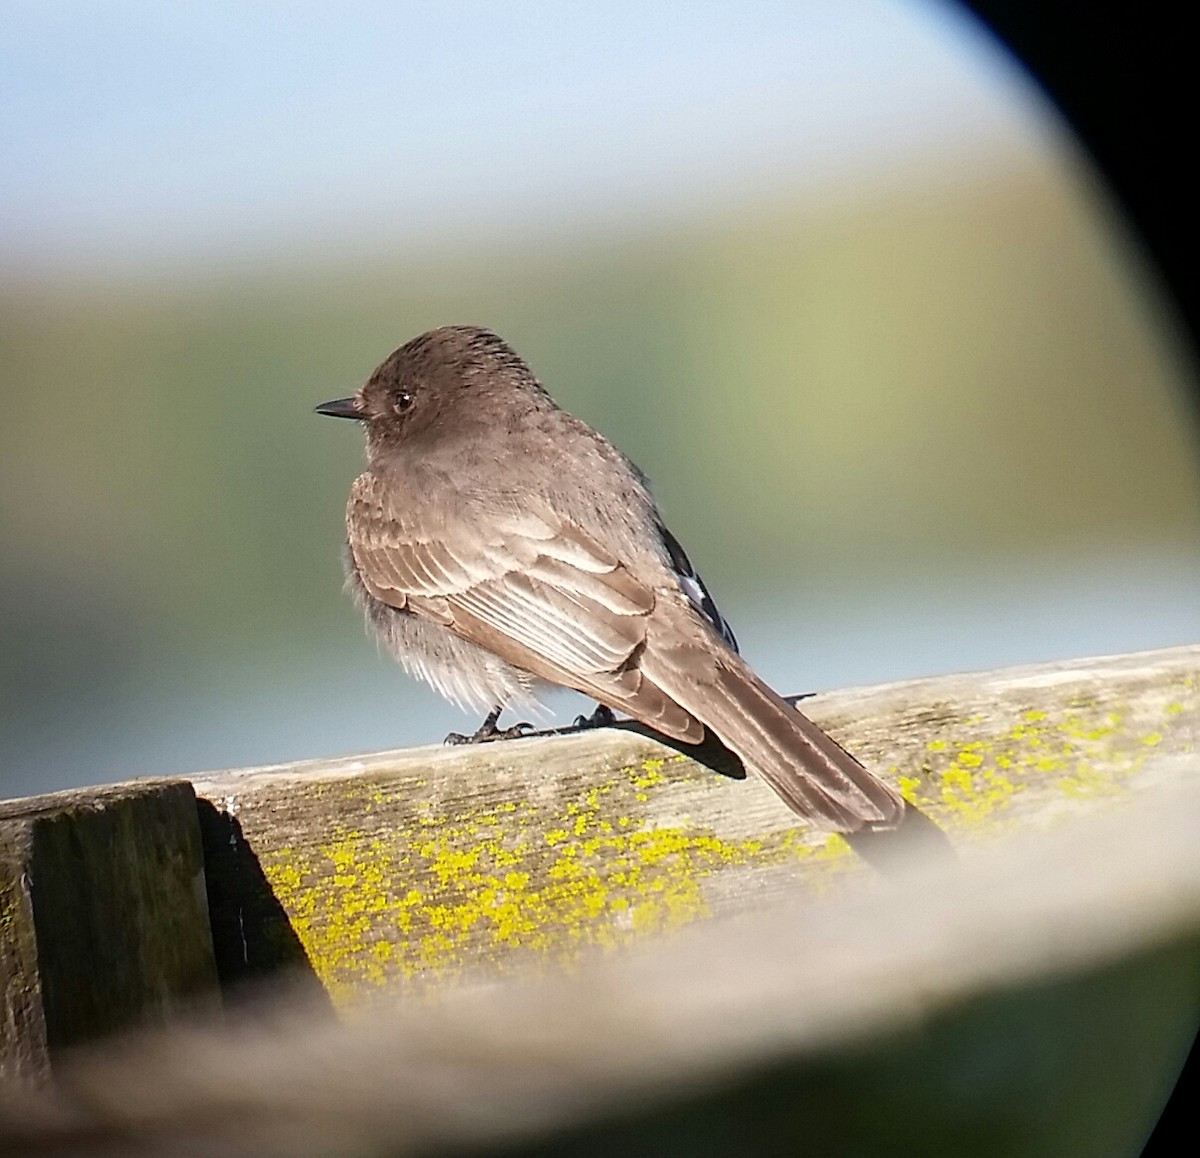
[349,473,903,832]
[348,474,706,742]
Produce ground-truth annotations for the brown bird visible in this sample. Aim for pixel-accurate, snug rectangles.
[317,325,903,833]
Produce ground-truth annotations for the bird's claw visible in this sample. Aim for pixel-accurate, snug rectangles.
[444,720,534,745]
[572,704,616,730]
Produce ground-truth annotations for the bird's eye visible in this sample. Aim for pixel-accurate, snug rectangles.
[393,391,414,415]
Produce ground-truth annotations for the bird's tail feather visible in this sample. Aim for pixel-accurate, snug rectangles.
[640,619,904,832]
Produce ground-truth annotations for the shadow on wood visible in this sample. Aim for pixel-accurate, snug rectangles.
[196,800,334,1013]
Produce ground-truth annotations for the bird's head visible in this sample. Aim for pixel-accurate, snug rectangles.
[315,325,548,456]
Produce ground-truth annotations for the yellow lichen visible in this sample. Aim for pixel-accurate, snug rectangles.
[252,681,1191,1003]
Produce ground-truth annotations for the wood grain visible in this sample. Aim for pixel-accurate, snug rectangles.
[0,780,218,1081]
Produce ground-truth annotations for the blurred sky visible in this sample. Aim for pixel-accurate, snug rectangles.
[3,0,1048,273]
[2,1,1198,798]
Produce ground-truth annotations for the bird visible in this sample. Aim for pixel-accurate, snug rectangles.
[316,325,904,833]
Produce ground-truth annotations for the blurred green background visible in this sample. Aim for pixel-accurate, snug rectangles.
[2,2,1198,797]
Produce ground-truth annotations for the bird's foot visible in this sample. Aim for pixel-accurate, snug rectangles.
[445,708,535,746]
[572,704,616,730]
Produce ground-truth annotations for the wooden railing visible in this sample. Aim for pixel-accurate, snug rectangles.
[2,645,1198,1155]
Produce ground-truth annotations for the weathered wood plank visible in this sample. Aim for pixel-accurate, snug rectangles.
[0,781,219,1081]
[7,769,1199,1158]
[1,817,46,1083]
[191,644,1199,1000]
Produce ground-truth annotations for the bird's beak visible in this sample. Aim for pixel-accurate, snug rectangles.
[314,397,364,420]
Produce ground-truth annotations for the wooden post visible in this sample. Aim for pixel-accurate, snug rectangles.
[0,780,218,1082]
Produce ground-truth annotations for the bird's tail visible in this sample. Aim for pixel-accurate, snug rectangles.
[641,621,905,832]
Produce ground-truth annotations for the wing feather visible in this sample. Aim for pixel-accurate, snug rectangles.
[524,555,653,615]
[348,475,684,720]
